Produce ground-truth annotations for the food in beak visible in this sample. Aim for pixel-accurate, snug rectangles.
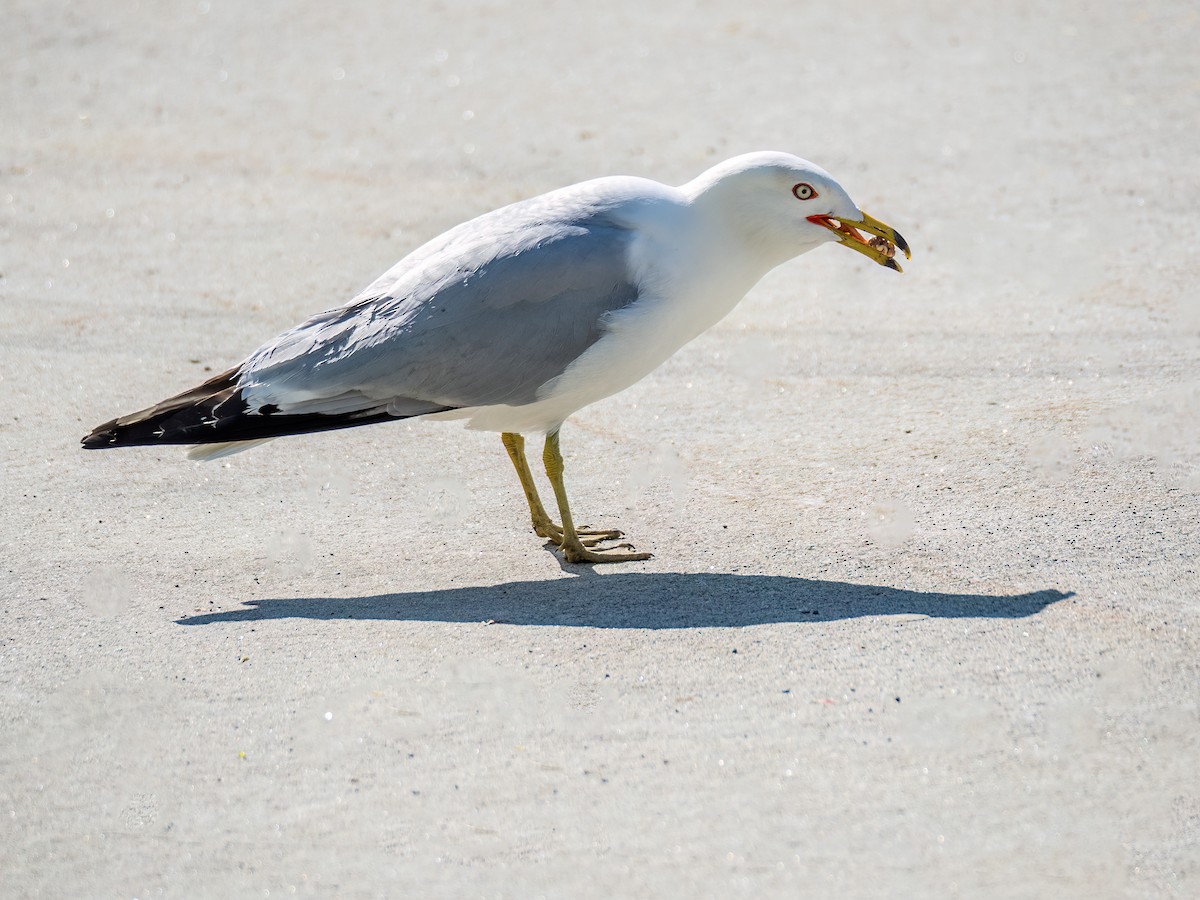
[807,211,910,272]
[868,235,897,259]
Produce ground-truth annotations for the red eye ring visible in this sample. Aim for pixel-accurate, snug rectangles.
[792,182,817,201]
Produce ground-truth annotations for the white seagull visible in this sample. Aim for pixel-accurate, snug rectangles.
[84,151,909,563]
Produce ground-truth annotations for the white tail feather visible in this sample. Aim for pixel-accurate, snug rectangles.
[187,439,274,461]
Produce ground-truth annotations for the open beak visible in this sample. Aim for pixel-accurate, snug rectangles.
[807,210,911,272]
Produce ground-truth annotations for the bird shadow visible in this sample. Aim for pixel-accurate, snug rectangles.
[177,573,1072,629]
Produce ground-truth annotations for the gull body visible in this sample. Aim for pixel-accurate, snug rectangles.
[84,152,909,563]
[429,172,765,434]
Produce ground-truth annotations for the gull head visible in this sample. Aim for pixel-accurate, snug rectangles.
[685,151,911,272]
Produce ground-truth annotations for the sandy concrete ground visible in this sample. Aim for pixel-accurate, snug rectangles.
[3,1,1198,896]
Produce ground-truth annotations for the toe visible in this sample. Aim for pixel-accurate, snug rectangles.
[562,543,652,564]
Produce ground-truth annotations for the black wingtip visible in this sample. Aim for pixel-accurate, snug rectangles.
[81,363,459,450]
[81,431,113,450]
[80,367,243,450]
[82,418,123,449]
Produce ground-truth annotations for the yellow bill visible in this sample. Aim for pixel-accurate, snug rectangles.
[808,210,911,272]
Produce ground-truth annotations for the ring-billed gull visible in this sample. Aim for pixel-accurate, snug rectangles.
[83,151,910,563]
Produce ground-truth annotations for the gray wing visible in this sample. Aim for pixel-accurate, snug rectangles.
[239,205,640,416]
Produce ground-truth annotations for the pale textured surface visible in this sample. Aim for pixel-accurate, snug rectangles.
[2,2,1199,897]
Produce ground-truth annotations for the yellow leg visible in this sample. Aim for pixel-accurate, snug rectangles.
[501,432,623,546]
[501,432,559,539]
[542,430,651,564]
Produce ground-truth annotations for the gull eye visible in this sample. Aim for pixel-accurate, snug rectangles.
[792,182,817,201]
